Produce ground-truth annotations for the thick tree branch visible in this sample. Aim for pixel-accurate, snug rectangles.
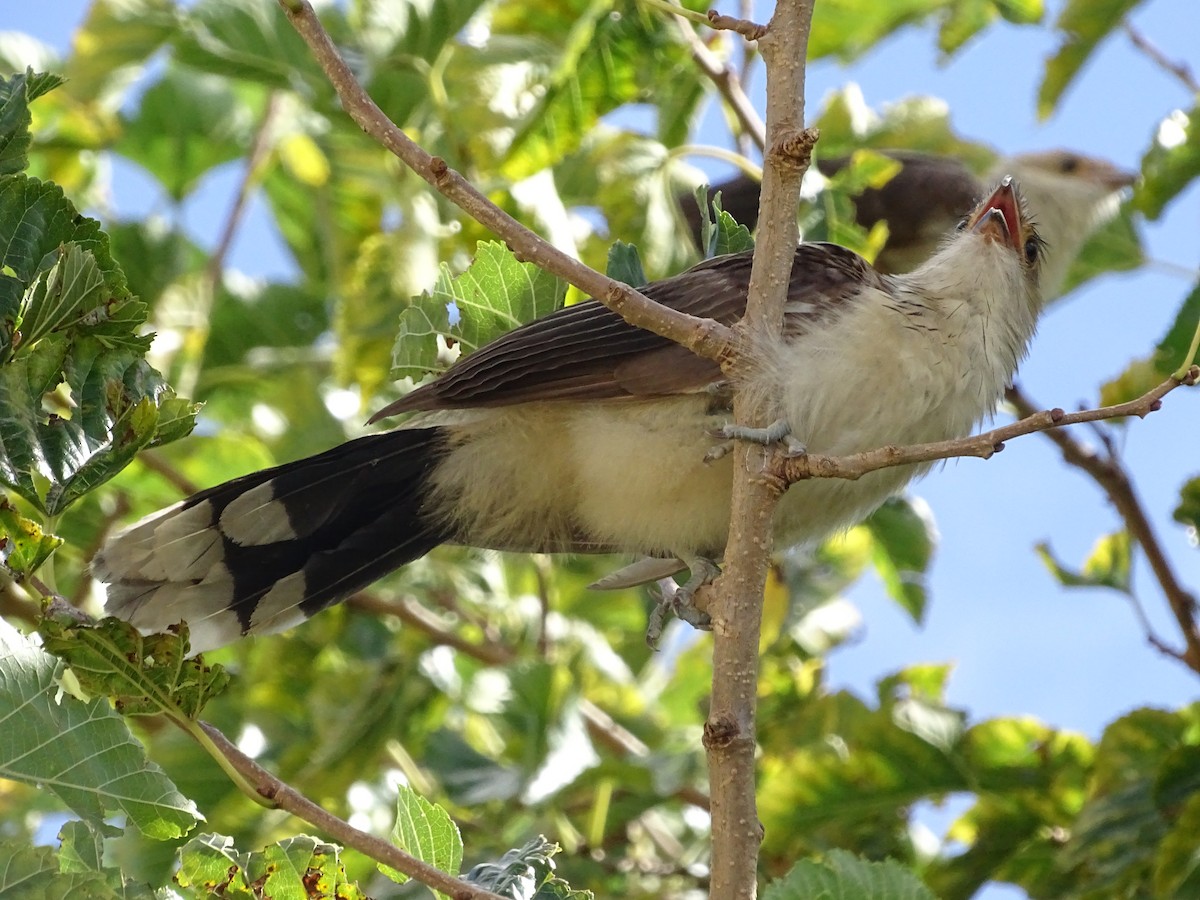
[277,0,732,364]
[197,722,509,900]
[703,3,816,898]
[1006,381,1200,673]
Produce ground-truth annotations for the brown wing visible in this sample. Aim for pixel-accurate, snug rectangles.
[372,243,883,417]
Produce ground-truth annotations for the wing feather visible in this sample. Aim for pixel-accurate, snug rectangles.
[372,244,884,417]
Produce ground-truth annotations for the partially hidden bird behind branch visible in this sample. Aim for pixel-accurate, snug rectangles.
[684,148,1136,300]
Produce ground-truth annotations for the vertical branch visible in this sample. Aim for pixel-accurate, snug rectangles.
[704,2,817,898]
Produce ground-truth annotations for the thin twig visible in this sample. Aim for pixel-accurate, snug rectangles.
[197,722,509,900]
[348,592,512,666]
[768,368,1198,487]
[706,9,769,41]
[1005,381,1200,673]
[176,93,282,399]
[136,450,201,497]
[276,0,734,366]
[662,2,766,152]
[1122,20,1200,94]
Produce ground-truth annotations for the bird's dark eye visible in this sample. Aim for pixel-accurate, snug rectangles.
[955,216,969,232]
[1059,156,1080,173]
[1024,237,1041,265]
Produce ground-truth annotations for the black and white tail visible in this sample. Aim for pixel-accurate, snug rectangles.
[94,427,449,653]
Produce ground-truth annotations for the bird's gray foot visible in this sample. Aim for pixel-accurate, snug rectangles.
[705,418,807,462]
[646,557,721,647]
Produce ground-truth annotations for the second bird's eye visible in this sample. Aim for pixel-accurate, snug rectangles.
[1024,237,1041,265]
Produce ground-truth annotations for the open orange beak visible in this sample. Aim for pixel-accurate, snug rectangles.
[968,177,1022,253]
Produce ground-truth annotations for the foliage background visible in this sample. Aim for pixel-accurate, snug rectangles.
[1,0,1198,898]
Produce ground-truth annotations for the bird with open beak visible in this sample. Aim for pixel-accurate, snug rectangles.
[686,149,1135,301]
[95,178,1044,654]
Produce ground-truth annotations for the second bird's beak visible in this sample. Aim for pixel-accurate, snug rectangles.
[969,176,1023,253]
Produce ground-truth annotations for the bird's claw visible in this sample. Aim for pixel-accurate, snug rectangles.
[645,558,720,647]
[708,418,807,459]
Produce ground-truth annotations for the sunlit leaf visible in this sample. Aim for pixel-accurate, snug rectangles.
[39,614,230,719]
[1100,280,1200,404]
[765,848,936,899]
[116,65,256,201]
[0,69,64,176]
[1057,203,1145,297]
[1034,531,1132,593]
[1135,104,1200,220]
[464,835,589,899]
[1174,477,1200,532]
[0,496,62,576]
[380,785,464,894]
[0,619,201,838]
[501,1,696,182]
[605,241,647,288]
[64,0,178,105]
[177,832,368,899]
[863,496,936,622]
[391,241,566,380]
[1038,0,1144,119]
[171,0,325,92]
[0,839,118,899]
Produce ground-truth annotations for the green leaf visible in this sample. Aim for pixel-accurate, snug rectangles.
[500,1,694,181]
[1038,0,1143,119]
[605,241,647,288]
[711,196,755,258]
[813,88,996,170]
[176,833,254,896]
[107,218,207,309]
[116,65,255,201]
[0,181,197,513]
[465,835,591,899]
[1155,789,1200,897]
[0,619,201,838]
[172,0,326,92]
[1135,104,1200,220]
[380,784,464,893]
[1057,203,1144,297]
[765,848,936,899]
[0,496,62,576]
[938,0,998,58]
[1101,280,1200,404]
[1034,531,1132,593]
[555,128,701,276]
[57,820,117,874]
[810,0,938,63]
[38,615,230,719]
[63,0,179,105]
[0,839,118,899]
[391,241,566,380]
[1174,477,1200,532]
[0,69,65,176]
[863,496,936,623]
[994,0,1044,24]
[0,173,128,333]
[357,0,492,125]
[177,833,369,899]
